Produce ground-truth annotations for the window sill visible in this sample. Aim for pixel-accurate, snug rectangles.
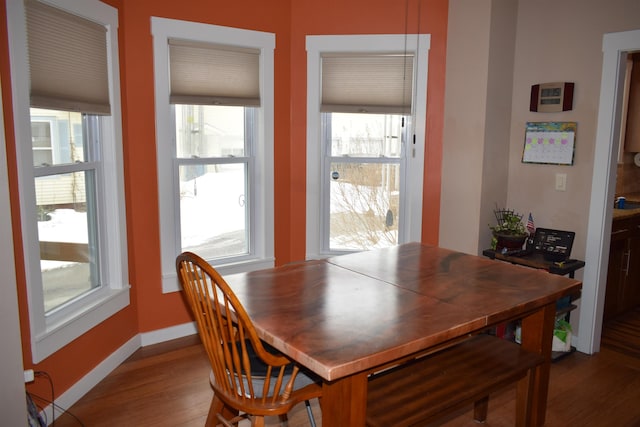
[32,286,131,363]
[162,256,275,293]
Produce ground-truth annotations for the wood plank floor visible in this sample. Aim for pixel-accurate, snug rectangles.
[601,306,640,360]
[49,313,640,427]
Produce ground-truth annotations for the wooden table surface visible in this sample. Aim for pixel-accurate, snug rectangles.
[224,242,582,426]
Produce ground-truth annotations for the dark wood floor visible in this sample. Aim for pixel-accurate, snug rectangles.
[49,312,640,427]
[601,306,640,360]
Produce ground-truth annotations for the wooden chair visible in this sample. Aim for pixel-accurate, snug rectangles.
[176,252,322,427]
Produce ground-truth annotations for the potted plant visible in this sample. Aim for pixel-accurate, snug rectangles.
[489,208,527,252]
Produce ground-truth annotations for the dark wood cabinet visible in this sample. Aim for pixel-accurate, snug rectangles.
[624,53,640,152]
[604,236,627,321]
[626,228,640,306]
[604,215,640,321]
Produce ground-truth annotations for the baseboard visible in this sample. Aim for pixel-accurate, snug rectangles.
[45,334,140,424]
[572,332,586,354]
[44,321,197,424]
[140,321,197,347]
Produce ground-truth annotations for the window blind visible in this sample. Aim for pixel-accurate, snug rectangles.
[169,39,260,107]
[26,0,110,114]
[321,53,414,114]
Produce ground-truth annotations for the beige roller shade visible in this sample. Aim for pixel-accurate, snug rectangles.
[321,53,414,114]
[26,0,110,114]
[169,39,260,107]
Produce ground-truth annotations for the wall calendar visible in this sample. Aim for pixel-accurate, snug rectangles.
[522,122,576,165]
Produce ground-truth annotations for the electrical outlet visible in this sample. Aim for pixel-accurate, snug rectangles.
[555,173,567,191]
[24,369,34,383]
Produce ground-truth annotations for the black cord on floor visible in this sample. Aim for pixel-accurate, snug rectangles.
[35,371,54,424]
[28,392,85,427]
[30,370,85,427]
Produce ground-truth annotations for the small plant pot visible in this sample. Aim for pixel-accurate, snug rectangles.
[493,232,527,252]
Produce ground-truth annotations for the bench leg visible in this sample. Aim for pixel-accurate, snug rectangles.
[473,396,489,422]
[515,368,536,427]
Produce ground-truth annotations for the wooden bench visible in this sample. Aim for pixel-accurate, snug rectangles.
[366,334,544,427]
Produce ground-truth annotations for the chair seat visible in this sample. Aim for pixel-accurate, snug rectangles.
[222,339,320,398]
[176,251,322,426]
[212,367,320,399]
[234,339,294,377]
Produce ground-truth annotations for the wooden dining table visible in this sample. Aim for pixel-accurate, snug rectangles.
[223,242,582,426]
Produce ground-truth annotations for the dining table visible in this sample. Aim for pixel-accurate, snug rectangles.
[223,242,582,426]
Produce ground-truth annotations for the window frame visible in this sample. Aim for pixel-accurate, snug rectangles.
[7,0,129,363]
[151,18,275,293]
[306,34,430,258]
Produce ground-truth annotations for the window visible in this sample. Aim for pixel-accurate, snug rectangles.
[323,112,406,251]
[174,104,253,259]
[7,0,129,362]
[306,35,430,257]
[152,18,275,293]
[32,109,101,313]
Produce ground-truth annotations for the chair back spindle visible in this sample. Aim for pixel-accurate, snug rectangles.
[176,252,321,425]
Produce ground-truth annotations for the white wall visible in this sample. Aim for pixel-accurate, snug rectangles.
[0,76,28,425]
[440,0,640,352]
[480,0,518,251]
[507,0,640,261]
[440,0,517,254]
[508,0,640,347]
[441,0,493,253]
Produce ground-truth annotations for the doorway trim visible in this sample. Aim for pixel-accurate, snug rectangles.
[580,29,640,354]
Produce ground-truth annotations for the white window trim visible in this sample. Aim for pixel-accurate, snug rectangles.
[7,0,129,363]
[305,34,430,259]
[151,18,275,293]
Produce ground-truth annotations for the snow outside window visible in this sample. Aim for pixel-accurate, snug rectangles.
[152,18,275,293]
[7,0,129,363]
[306,34,431,257]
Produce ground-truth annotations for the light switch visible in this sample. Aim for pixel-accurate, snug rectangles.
[555,173,567,191]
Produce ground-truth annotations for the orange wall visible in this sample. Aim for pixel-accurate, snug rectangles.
[1,0,446,400]
[118,0,294,334]
[0,0,141,399]
[289,0,447,256]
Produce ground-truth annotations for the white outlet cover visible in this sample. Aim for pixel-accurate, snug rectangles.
[555,173,567,191]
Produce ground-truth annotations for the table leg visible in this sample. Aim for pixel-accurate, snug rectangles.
[518,303,556,427]
[321,372,368,426]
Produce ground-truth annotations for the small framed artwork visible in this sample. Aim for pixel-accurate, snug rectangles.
[522,122,576,165]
